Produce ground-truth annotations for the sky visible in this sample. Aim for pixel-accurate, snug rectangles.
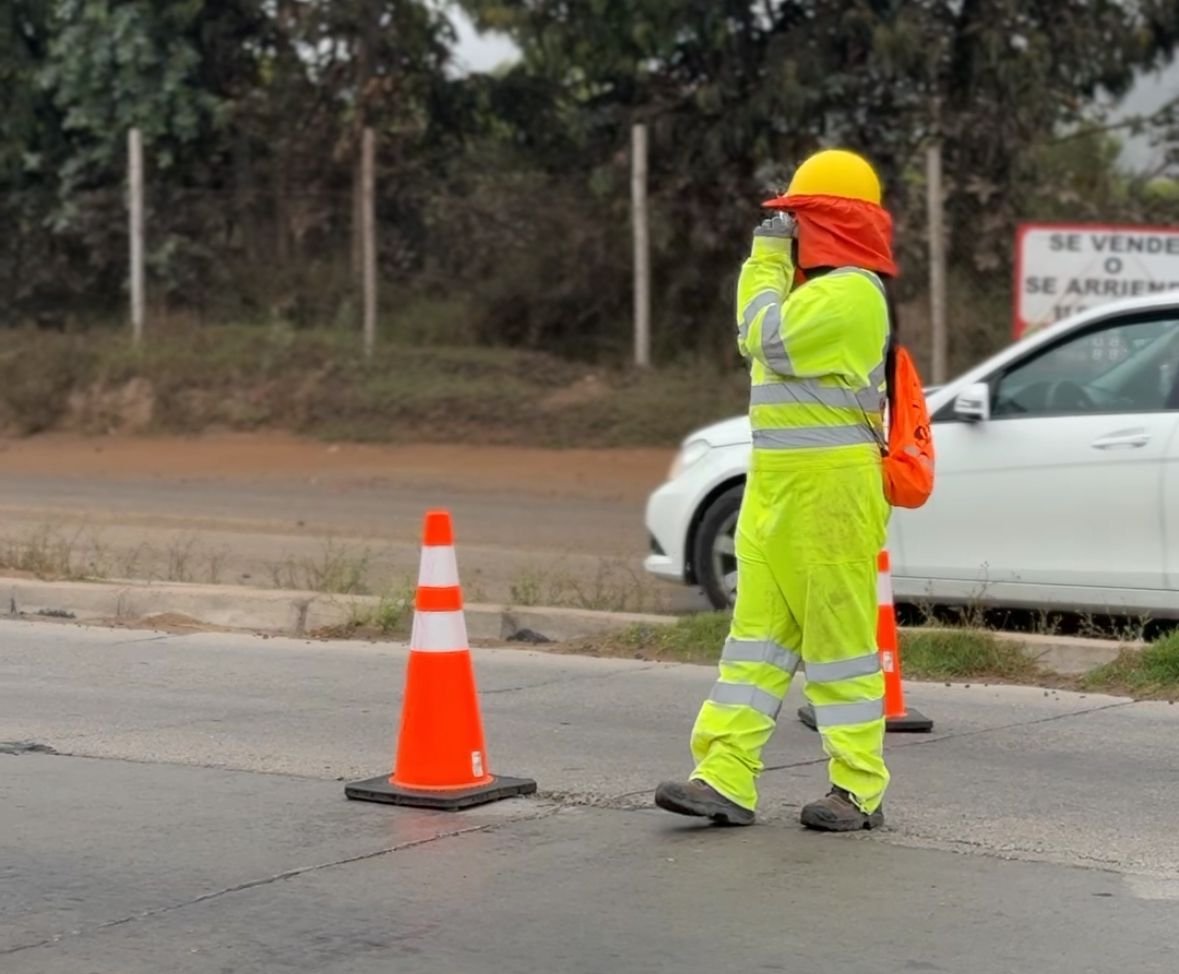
[448,8,517,75]
[448,7,1178,174]
[1111,59,1179,172]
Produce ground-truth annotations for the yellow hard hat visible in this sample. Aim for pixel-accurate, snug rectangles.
[774,148,883,206]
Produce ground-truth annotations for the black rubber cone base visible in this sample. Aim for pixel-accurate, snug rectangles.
[345,773,537,810]
[884,709,934,733]
[797,704,934,734]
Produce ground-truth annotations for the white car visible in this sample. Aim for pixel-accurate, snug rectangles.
[645,292,1179,618]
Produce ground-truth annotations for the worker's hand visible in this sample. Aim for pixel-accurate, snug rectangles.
[749,211,797,261]
[753,212,797,239]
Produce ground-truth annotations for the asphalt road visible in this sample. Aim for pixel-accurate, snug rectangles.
[3,619,1178,972]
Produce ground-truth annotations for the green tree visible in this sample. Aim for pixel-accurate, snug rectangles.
[457,1,1179,360]
[0,1,65,321]
[19,0,261,316]
[233,0,458,321]
[4,0,458,324]
[42,0,221,179]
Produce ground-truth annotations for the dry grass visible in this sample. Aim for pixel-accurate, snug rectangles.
[266,542,374,595]
[903,589,1157,643]
[0,524,383,597]
[0,527,107,580]
[0,326,746,447]
[567,612,732,662]
[898,629,1042,682]
[507,559,669,614]
[1080,633,1179,700]
[313,580,417,641]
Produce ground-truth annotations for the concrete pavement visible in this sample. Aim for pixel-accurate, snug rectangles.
[3,619,1178,972]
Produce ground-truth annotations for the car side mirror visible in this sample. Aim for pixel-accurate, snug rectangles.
[953,382,991,423]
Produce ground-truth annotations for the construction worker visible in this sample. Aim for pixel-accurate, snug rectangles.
[655,148,897,832]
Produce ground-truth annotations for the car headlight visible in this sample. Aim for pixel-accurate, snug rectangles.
[667,438,712,481]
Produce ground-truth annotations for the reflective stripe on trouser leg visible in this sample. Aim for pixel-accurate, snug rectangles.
[799,555,889,813]
[689,537,801,812]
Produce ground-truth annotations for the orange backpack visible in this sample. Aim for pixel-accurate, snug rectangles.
[883,345,935,509]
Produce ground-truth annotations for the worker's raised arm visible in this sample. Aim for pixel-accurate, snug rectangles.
[737,216,797,373]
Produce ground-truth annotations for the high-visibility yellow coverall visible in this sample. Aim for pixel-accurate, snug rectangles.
[688,230,891,815]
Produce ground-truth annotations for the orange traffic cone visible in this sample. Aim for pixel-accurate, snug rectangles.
[797,549,933,734]
[345,510,537,809]
[874,550,933,733]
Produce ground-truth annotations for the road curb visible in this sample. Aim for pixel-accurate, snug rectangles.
[1,576,1144,670]
[955,628,1141,676]
[1,576,673,645]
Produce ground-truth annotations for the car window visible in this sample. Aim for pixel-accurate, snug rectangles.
[992,317,1179,418]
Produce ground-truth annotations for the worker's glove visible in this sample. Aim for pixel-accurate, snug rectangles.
[753,212,797,239]
[750,211,796,259]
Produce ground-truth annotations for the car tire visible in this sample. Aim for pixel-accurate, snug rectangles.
[693,484,743,612]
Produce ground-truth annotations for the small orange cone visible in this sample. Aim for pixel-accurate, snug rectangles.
[874,550,933,733]
[798,549,933,734]
[345,510,537,809]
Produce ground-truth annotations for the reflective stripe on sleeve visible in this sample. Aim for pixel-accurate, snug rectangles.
[759,305,794,375]
[740,291,779,343]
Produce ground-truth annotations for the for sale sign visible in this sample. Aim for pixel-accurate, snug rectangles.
[1014,222,1179,339]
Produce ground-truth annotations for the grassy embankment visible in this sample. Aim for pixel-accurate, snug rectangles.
[0,326,745,447]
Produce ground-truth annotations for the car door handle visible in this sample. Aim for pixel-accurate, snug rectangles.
[1091,429,1151,450]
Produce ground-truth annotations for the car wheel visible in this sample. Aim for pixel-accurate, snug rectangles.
[693,484,742,611]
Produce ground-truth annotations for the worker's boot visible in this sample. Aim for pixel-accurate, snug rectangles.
[654,779,755,826]
[800,786,884,832]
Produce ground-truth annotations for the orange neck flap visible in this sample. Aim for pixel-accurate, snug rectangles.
[769,194,898,279]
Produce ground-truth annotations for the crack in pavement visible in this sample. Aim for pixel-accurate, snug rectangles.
[0,741,58,756]
[0,806,562,958]
[878,829,1179,882]
[546,699,1145,814]
[4,693,380,752]
[9,746,340,781]
[883,830,1138,870]
[103,634,176,647]
[879,697,1138,750]
[754,697,1140,776]
[54,701,352,738]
